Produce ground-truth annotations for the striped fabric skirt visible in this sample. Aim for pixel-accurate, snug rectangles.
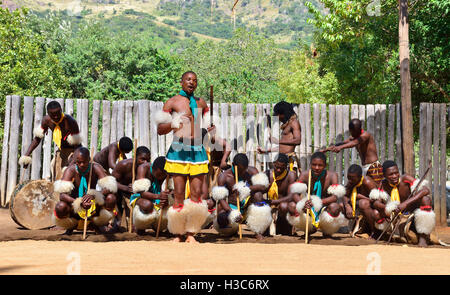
[164,140,209,177]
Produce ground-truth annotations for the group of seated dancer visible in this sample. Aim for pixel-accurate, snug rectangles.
[17,71,436,246]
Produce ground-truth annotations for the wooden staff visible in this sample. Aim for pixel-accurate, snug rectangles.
[305,169,312,244]
[209,85,214,128]
[156,175,170,238]
[129,139,137,233]
[83,147,95,240]
[235,165,242,239]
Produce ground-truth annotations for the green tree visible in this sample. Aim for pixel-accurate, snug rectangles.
[277,46,340,104]
[179,28,288,104]
[305,0,449,105]
[0,6,69,138]
[59,21,182,101]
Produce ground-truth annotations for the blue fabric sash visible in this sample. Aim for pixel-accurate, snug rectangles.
[179,90,198,121]
[76,164,90,198]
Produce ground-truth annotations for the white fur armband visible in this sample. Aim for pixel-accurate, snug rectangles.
[296,195,323,212]
[87,189,105,206]
[411,179,430,194]
[97,176,118,193]
[19,155,32,166]
[132,178,151,193]
[67,133,82,146]
[369,188,389,203]
[171,112,186,129]
[289,182,307,195]
[53,180,74,194]
[33,125,45,139]
[228,209,241,224]
[211,186,229,201]
[385,201,399,216]
[327,184,346,199]
[154,110,173,125]
[251,172,269,188]
[233,181,251,201]
[310,195,323,212]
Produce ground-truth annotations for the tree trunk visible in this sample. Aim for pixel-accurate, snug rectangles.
[399,0,414,176]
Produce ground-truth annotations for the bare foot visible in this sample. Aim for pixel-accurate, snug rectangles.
[172,236,182,243]
[185,235,198,243]
[255,234,263,240]
[418,235,428,247]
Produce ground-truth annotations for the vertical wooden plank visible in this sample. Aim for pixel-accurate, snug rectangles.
[229,104,236,162]
[42,99,53,181]
[0,96,11,206]
[350,104,359,164]
[335,105,343,184]
[425,103,433,184]
[359,105,366,131]
[82,99,89,147]
[418,103,427,177]
[366,105,375,138]
[313,103,320,152]
[90,100,100,153]
[76,99,86,147]
[116,100,125,141]
[320,104,327,151]
[298,104,306,172]
[246,104,255,167]
[271,103,280,155]
[439,104,447,225]
[255,104,263,171]
[328,105,336,172]
[31,97,45,180]
[124,100,133,158]
[379,104,387,164]
[432,104,440,225]
[212,102,221,139]
[236,103,244,154]
[387,104,396,161]
[395,103,403,173]
[305,104,312,170]
[221,103,230,162]
[133,101,139,144]
[110,100,118,145]
[20,96,34,182]
[358,105,366,166]
[76,99,83,146]
[65,99,74,116]
[152,101,163,162]
[125,101,133,140]
[263,103,272,169]
[343,105,350,184]
[101,100,111,149]
[6,95,21,205]
[138,100,150,149]
[374,104,382,160]
[293,104,302,171]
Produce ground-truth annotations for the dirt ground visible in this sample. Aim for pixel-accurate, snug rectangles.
[1,208,450,275]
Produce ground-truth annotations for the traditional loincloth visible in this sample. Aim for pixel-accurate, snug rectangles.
[362,161,383,184]
[164,138,209,176]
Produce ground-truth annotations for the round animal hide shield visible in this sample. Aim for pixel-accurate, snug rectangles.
[10,180,59,230]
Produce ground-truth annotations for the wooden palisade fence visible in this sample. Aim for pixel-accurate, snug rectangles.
[0,96,448,226]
